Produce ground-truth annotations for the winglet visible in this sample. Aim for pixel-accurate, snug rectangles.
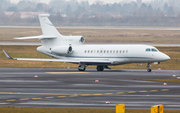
[3,50,13,59]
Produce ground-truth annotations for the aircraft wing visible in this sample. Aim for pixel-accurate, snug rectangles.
[3,50,111,64]
[14,35,57,40]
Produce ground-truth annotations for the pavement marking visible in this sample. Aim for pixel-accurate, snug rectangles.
[150,90,158,92]
[116,92,124,94]
[70,95,78,97]
[128,91,136,93]
[161,89,169,91]
[80,94,91,96]
[32,98,42,100]
[105,93,113,95]
[46,72,89,74]
[0,92,71,95]
[57,96,66,98]
[139,90,147,93]
[93,94,103,96]
[116,95,180,97]
[19,98,29,101]
[45,97,54,99]
[6,99,16,102]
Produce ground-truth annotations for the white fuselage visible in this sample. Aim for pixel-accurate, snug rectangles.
[37,44,170,66]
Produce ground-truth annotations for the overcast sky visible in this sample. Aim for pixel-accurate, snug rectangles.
[10,0,152,5]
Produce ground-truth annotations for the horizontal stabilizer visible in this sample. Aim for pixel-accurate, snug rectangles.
[14,35,57,40]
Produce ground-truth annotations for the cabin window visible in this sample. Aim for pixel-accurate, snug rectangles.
[88,50,90,53]
[119,50,121,53]
[110,50,112,53]
[123,50,125,53]
[104,50,106,53]
[91,50,93,53]
[113,50,115,53]
[100,50,103,53]
[116,50,118,53]
[126,50,128,53]
[85,50,86,53]
[146,48,150,52]
[107,50,109,53]
[97,50,99,53]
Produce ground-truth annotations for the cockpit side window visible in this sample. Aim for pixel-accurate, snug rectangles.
[146,48,150,52]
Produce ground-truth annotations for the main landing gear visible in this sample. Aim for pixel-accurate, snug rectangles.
[78,63,86,71]
[147,63,152,72]
[96,66,104,71]
[96,65,110,71]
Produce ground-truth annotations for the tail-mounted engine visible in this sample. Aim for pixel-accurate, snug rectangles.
[51,45,73,55]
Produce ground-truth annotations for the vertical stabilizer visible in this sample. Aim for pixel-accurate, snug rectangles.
[39,14,62,37]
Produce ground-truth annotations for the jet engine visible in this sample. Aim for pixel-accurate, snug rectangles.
[51,45,73,55]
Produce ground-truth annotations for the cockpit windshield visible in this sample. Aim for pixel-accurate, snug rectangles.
[151,48,158,52]
[146,48,158,52]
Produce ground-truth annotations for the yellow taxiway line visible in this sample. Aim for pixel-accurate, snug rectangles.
[46,72,89,74]
[0,92,71,95]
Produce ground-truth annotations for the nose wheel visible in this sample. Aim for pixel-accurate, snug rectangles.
[147,69,152,72]
[147,63,152,72]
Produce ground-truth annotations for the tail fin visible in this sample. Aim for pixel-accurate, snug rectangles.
[39,14,62,37]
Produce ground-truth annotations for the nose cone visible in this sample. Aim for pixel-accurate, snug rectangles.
[162,53,170,61]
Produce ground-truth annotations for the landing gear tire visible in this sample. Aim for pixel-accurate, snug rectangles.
[78,65,86,71]
[147,69,151,72]
[146,63,152,72]
[97,66,104,71]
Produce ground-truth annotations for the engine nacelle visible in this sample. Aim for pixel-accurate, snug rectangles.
[51,45,73,55]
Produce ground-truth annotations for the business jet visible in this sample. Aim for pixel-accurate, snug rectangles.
[3,14,170,72]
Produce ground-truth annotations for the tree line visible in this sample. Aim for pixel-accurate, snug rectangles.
[0,0,180,26]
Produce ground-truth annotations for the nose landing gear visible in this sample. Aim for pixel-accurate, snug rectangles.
[147,63,152,72]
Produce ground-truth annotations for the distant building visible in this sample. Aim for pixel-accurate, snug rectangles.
[4,12,49,18]
[137,0,142,7]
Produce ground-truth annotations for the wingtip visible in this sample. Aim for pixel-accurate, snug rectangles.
[3,50,13,59]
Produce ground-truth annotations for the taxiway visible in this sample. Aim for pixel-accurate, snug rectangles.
[0,68,180,110]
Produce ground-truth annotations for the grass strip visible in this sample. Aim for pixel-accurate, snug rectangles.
[0,107,179,113]
[137,79,180,83]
